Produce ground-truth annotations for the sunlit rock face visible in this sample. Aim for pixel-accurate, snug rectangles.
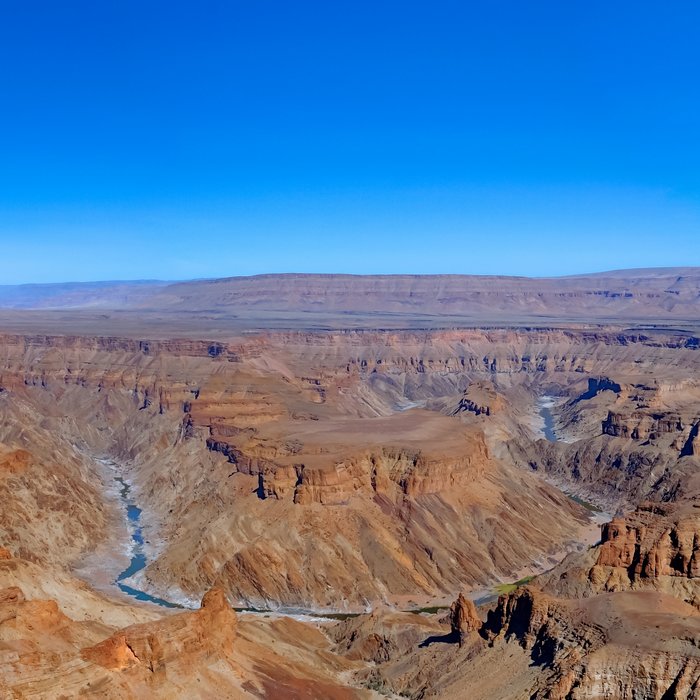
[0,301,700,697]
[82,586,238,672]
[2,326,700,609]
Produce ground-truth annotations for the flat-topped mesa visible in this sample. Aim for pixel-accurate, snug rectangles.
[212,438,490,505]
[4,324,700,613]
[293,446,489,504]
[451,381,506,417]
[82,586,237,672]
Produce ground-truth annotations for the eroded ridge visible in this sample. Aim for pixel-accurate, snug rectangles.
[1,323,699,697]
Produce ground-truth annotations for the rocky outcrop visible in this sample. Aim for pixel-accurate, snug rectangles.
[0,585,25,623]
[449,593,481,646]
[0,585,24,604]
[588,502,700,606]
[482,586,700,700]
[602,410,686,440]
[2,309,700,696]
[482,587,600,662]
[0,447,30,476]
[0,581,368,699]
[0,584,71,635]
[332,608,443,664]
[82,586,237,672]
[451,381,505,417]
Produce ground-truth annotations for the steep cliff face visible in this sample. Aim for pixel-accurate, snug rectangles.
[586,502,700,607]
[3,281,700,699]
[602,410,685,440]
[203,440,491,505]
[512,372,700,509]
[532,497,700,621]
[482,587,602,665]
[2,329,615,610]
[481,587,700,700]
[330,585,700,699]
[3,325,700,609]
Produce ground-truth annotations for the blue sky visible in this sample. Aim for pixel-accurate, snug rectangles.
[1,1,699,283]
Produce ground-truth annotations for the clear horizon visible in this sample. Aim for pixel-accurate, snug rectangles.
[1,2,699,284]
[3,264,700,289]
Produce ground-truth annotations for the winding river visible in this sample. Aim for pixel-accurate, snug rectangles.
[538,395,558,441]
[100,397,608,614]
[113,475,182,609]
[537,396,612,520]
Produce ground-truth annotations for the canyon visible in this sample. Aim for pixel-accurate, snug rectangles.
[0,270,699,698]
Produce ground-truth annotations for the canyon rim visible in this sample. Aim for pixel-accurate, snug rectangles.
[0,271,699,698]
